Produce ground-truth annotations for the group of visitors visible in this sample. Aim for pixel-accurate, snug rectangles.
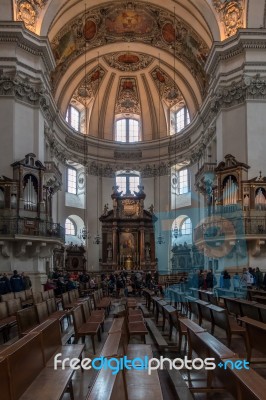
[0,270,32,294]
[189,269,217,290]
[220,267,265,290]
[100,270,162,298]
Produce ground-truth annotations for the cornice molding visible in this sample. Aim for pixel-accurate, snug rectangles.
[0,22,55,72]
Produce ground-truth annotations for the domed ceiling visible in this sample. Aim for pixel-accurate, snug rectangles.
[13,0,247,140]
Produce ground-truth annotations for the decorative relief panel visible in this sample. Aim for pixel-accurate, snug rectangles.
[150,67,184,108]
[16,0,49,33]
[51,2,209,92]
[103,52,154,72]
[114,150,142,160]
[212,0,244,37]
[115,77,140,115]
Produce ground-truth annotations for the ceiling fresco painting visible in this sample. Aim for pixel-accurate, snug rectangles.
[71,64,106,107]
[115,77,141,115]
[51,1,209,93]
[150,67,184,109]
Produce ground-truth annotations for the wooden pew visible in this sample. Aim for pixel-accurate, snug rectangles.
[16,306,39,336]
[126,344,163,400]
[178,317,206,354]
[0,356,11,399]
[1,292,15,302]
[86,320,128,400]
[208,305,247,349]
[154,299,168,326]
[145,318,168,351]
[218,358,266,400]
[0,332,75,400]
[30,318,84,368]
[238,316,266,362]
[72,306,101,354]
[0,301,17,342]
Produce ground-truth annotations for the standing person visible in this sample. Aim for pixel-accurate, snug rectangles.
[255,267,263,288]
[0,273,11,294]
[10,270,24,292]
[223,270,231,289]
[206,269,217,290]
[21,272,32,290]
[233,272,240,290]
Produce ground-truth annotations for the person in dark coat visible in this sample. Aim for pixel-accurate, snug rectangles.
[10,270,24,292]
[0,273,11,294]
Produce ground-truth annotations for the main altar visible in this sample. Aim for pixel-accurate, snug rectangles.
[99,185,157,271]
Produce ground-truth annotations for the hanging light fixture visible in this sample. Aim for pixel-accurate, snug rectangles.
[172,7,179,241]
[93,52,102,245]
[156,53,165,245]
[78,4,91,242]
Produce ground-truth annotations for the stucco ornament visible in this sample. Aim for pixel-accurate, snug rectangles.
[212,0,243,37]
[16,0,49,32]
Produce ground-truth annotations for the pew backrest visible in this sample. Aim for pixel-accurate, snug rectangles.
[35,301,49,323]
[7,298,22,316]
[16,306,38,336]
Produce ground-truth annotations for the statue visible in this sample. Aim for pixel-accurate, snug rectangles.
[107,243,112,260]
[103,203,109,215]
[145,243,150,260]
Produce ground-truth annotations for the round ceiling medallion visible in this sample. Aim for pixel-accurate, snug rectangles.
[103,52,154,72]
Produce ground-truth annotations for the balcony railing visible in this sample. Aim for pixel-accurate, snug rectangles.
[0,218,65,241]
[194,216,266,242]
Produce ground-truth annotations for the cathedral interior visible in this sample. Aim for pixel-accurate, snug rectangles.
[1,1,266,399]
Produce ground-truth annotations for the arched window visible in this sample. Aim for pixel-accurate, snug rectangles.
[66,105,80,131]
[67,167,77,194]
[116,118,140,142]
[172,216,192,246]
[115,171,140,195]
[181,218,192,235]
[65,218,76,235]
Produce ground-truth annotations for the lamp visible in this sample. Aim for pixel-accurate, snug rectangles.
[93,52,102,245]
[79,6,91,242]
[172,7,179,241]
[156,54,165,245]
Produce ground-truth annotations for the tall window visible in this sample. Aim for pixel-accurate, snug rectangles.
[116,119,140,142]
[172,168,189,195]
[66,105,80,131]
[67,167,77,194]
[175,107,190,133]
[65,218,76,235]
[181,218,192,235]
[116,172,140,195]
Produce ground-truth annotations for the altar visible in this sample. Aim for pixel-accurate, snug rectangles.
[99,185,157,271]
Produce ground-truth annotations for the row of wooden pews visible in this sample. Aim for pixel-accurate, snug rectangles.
[0,318,84,400]
[86,317,164,400]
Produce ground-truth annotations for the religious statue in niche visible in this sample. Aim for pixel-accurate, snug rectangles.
[107,243,112,260]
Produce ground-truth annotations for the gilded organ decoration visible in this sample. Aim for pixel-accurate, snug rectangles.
[212,0,244,37]
[51,2,209,92]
